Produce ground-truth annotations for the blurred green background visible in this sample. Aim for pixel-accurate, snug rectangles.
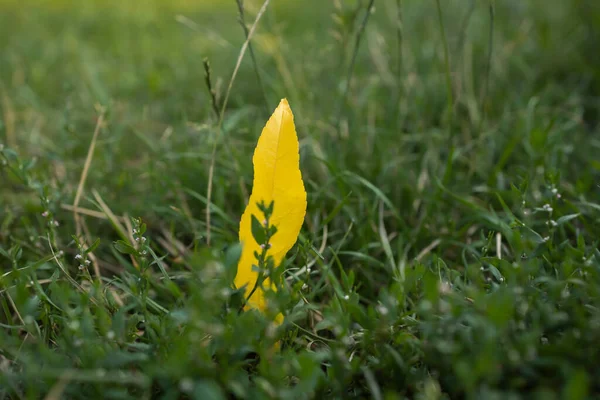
[2,0,598,226]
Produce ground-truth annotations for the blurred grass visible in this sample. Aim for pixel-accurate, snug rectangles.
[1,0,600,399]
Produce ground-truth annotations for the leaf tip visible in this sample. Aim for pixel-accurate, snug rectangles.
[278,98,291,112]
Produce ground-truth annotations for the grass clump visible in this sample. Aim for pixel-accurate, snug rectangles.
[1,0,600,399]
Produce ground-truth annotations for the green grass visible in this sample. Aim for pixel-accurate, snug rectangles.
[1,0,600,398]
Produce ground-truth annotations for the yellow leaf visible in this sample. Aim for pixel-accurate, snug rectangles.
[235,98,307,314]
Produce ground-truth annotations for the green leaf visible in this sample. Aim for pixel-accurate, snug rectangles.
[193,380,226,400]
[113,240,136,255]
[556,213,580,226]
[224,243,242,283]
[0,245,10,259]
[85,238,101,254]
[9,245,22,261]
[250,214,266,246]
[266,200,274,216]
[269,224,278,237]
[563,369,589,400]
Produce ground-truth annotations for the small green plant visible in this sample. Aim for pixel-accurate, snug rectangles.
[242,200,278,308]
